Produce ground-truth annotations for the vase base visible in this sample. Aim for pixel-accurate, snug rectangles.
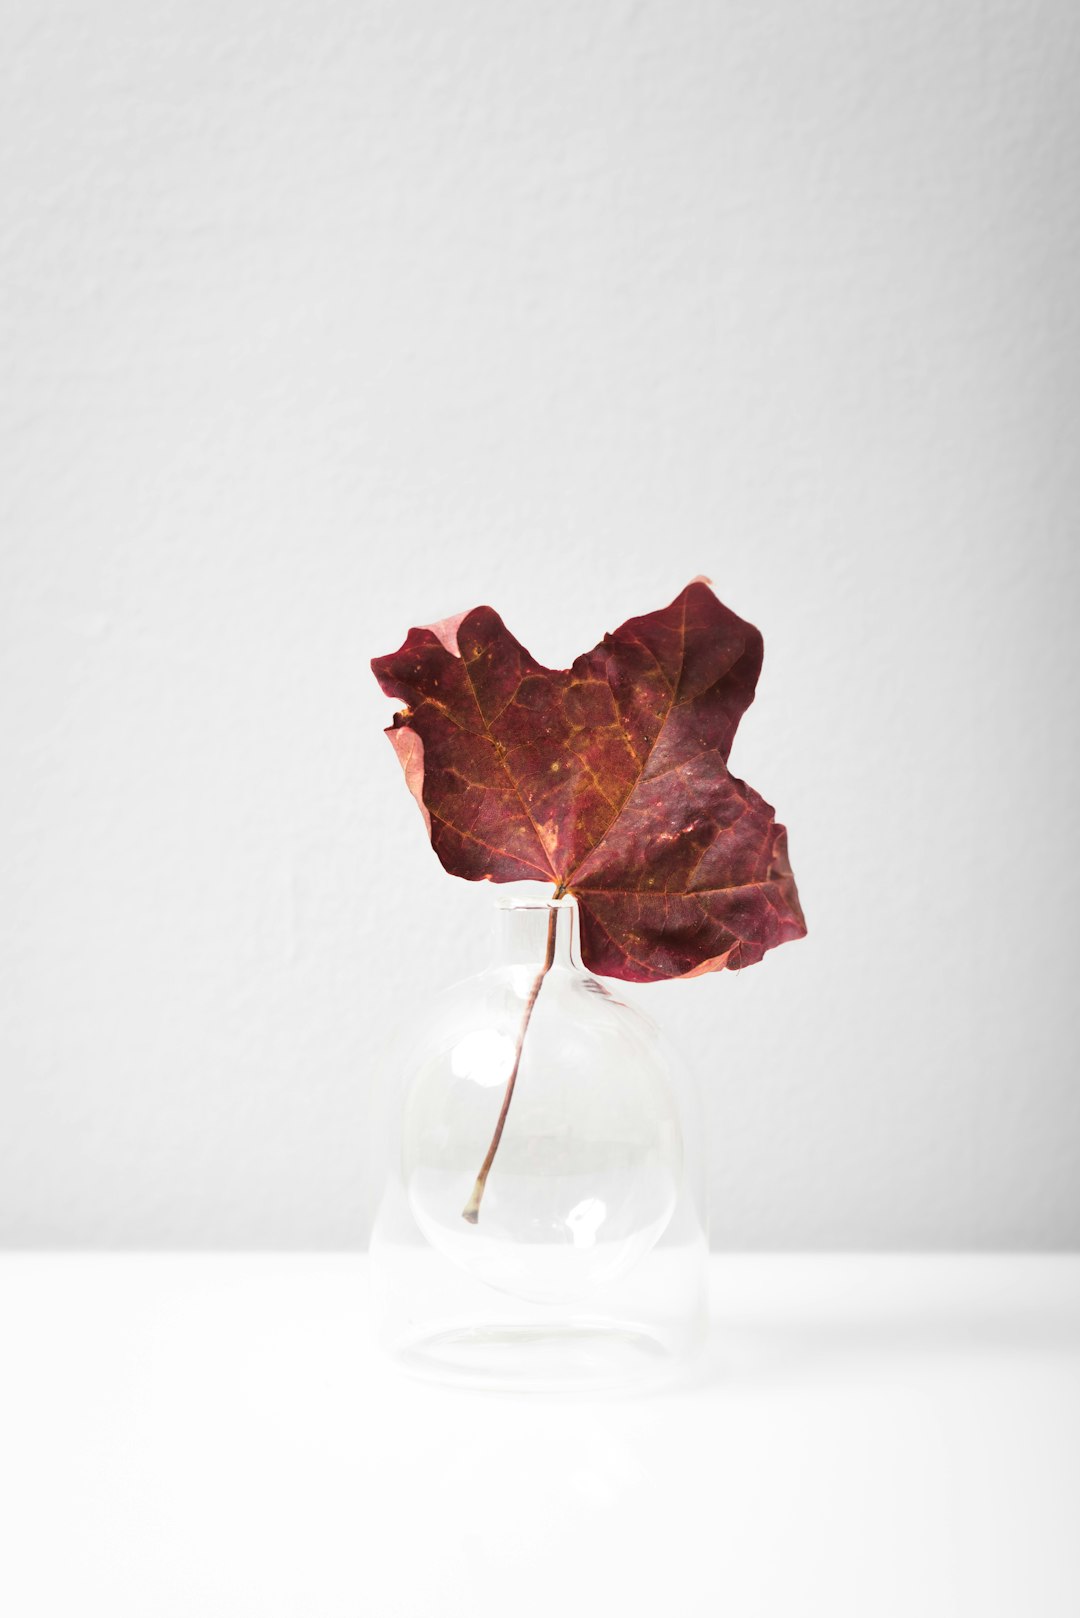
[390,1319,690,1394]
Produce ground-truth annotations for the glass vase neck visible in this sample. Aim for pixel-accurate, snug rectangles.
[496,897,579,971]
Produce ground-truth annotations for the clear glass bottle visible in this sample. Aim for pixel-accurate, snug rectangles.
[370,896,708,1392]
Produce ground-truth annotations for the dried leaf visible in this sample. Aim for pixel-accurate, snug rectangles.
[372,580,805,982]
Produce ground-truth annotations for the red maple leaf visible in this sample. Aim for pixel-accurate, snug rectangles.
[371,579,805,984]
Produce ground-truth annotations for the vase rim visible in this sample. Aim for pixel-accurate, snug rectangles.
[494,890,575,911]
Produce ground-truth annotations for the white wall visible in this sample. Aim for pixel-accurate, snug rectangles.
[2,0,1078,1248]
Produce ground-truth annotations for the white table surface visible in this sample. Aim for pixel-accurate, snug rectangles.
[1,1254,1077,1617]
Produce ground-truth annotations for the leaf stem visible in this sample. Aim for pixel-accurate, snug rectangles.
[461,904,559,1224]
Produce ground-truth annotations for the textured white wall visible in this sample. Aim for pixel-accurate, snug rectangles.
[2,0,1078,1248]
